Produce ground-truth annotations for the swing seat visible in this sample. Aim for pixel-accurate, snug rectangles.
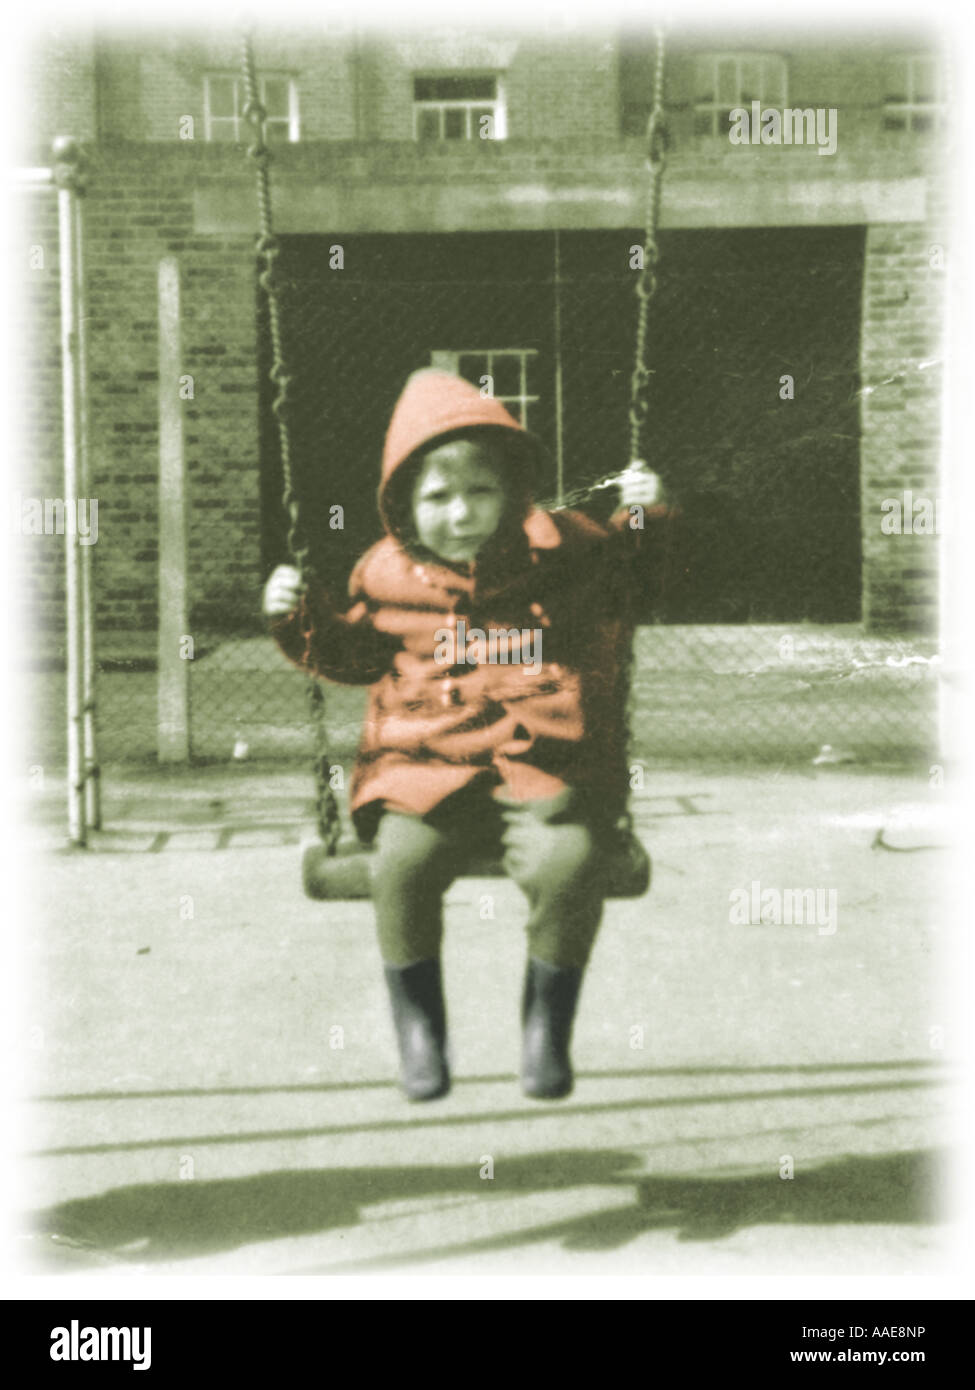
[302,827,651,902]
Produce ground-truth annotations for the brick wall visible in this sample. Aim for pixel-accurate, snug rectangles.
[504,34,620,143]
[17,27,950,653]
[15,188,63,642]
[50,29,947,152]
[19,146,262,649]
[859,181,948,633]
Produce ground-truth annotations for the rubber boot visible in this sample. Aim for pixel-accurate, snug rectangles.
[383,958,450,1102]
[521,956,584,1100]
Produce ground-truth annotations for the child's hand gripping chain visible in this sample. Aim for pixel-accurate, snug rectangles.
[617,461,664,511]
[262,564,306,618]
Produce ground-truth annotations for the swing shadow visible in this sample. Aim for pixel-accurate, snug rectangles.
[27,1146,945,1272]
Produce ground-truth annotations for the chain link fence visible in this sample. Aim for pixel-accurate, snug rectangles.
[24,225,940,780]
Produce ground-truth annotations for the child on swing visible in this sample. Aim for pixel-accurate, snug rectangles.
[263,369,669,1102]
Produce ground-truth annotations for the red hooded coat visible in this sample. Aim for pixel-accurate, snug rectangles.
[270,370,673,840]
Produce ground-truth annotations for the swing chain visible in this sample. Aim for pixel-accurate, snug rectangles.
[629,24,669,467]
[240,30,313,581]
[307,679,341,851]
[242,27,341,852]
[615,24,670,867]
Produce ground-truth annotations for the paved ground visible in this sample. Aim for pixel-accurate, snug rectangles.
[12,764,956,1278]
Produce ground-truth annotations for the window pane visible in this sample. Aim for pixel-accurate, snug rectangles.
[209,118,239,142]
[716,58,738,106]
[416,75,495,101]
[265,119,291,144]
[444,107,466,140]
[458,354,487,385]
[763,58,786,104]
[416,107,440,141]
[208,76,237,118]
[491,354,521,398]
[912,59,937,103]
[885,59,909,102]
[466,77,497,100]
[473,107,494,139]
[695,59,716,103]
[262,78,290,117]
[523,353,538,395]
[739,57,763,104]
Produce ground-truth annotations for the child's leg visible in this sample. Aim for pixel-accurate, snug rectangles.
[371,808,461,1102]
[501,814,605,968]
[501,808,607,1099]
[371,810,458,966]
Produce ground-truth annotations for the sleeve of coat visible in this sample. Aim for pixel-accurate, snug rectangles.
[604,500,684,608]
[268,555,402,686]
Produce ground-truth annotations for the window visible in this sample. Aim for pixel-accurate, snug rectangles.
[413,75,506,141]
[203,73,299,143]
[431,349,538,429]
[883,56,946,132]
[693,53,788,136]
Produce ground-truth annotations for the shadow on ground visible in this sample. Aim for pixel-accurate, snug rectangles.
[26,1146,945,1272]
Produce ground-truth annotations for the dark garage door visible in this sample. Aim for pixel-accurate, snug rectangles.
[258,226,864,623]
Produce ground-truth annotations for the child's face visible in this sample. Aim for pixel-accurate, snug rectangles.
[411,439,508,563]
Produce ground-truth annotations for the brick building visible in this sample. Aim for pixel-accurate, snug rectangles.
[16,22,949,652]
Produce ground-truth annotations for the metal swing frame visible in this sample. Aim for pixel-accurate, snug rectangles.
[13,137,102,847]
[241,26,668,902]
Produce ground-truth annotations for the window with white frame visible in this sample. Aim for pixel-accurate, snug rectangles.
[431,349,538,429]
[204,73,299,143]
[693,53,788,137]
[413,76,506,141]
[883,56,946,132]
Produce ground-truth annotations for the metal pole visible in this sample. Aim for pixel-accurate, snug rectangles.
[157,257,190,762]
[71,171,102,828]
[53,137,86,847]
[553,228,565,505]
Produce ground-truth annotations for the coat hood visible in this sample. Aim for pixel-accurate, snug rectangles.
[378,368,543,541]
